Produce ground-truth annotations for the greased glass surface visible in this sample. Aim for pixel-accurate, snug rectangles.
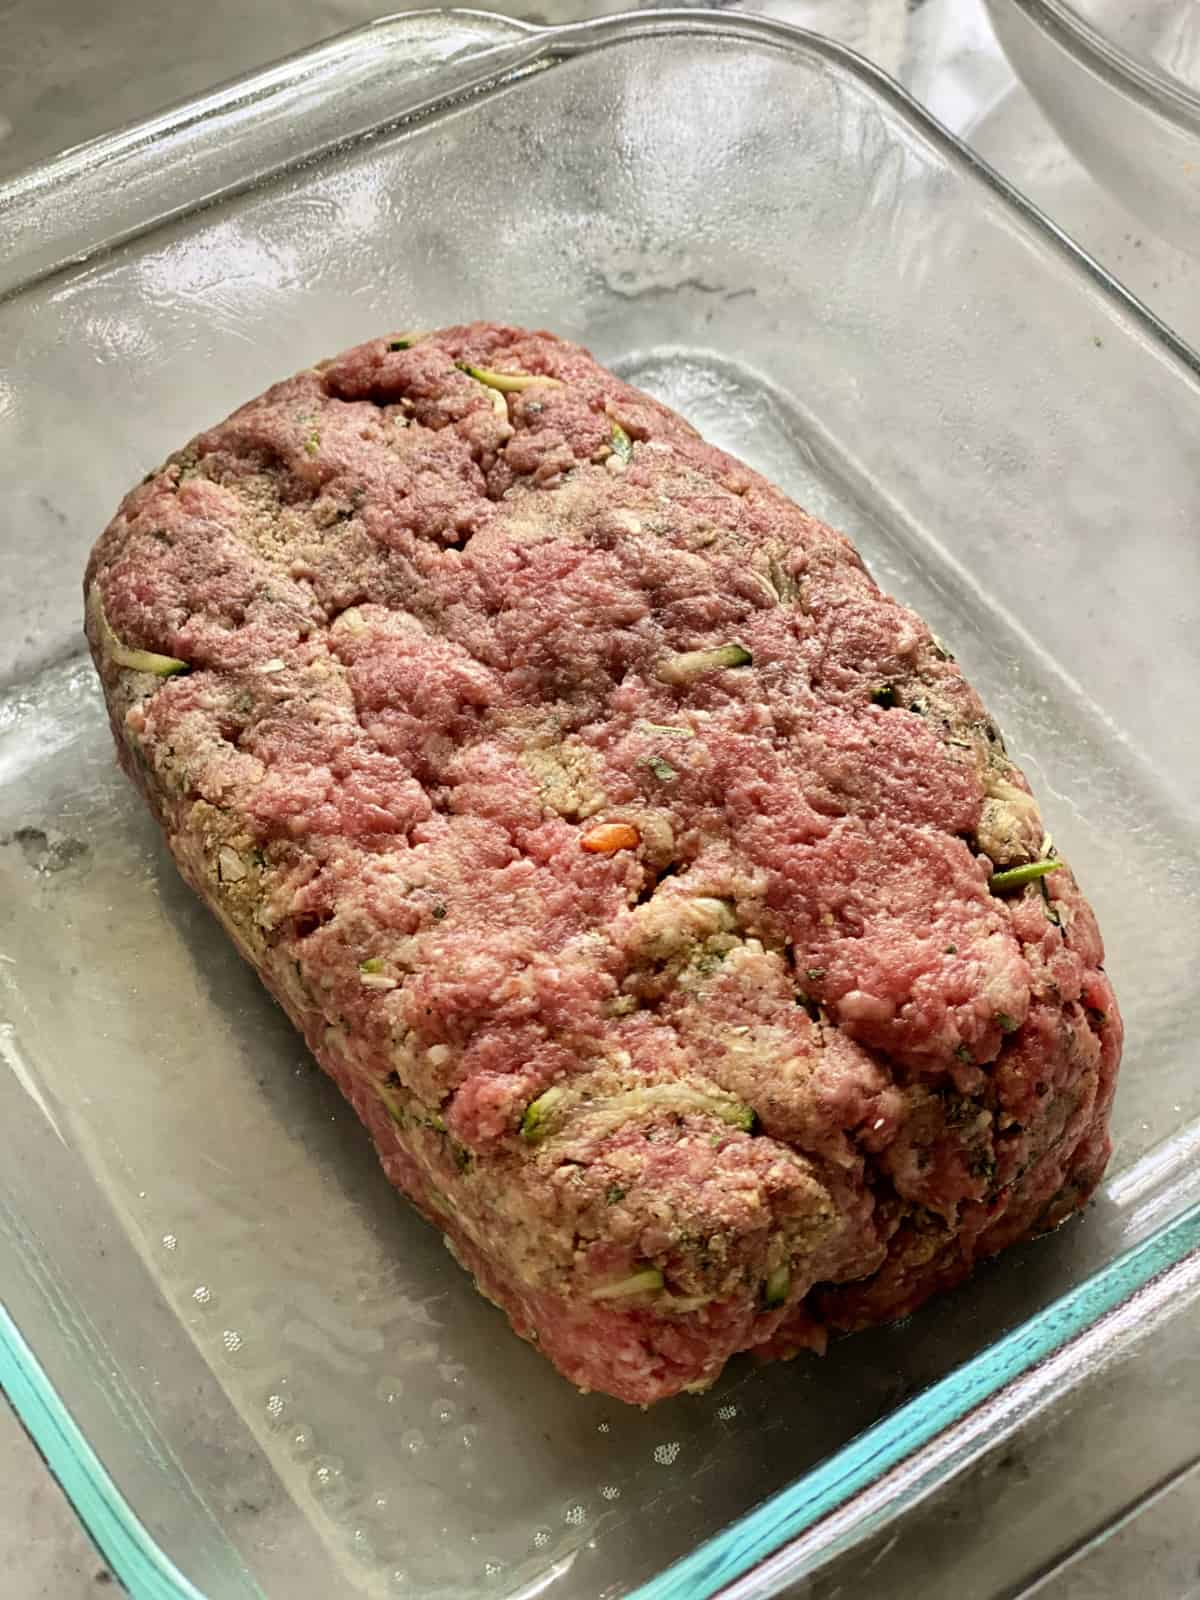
[1041,0,1200,92]
[1,14,1199,1599]
[986,0,1200,253]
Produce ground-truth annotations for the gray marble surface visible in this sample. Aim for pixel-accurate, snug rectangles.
[0,0,915,183]
[1,1,1197,1597]
[0,1398,115,1598]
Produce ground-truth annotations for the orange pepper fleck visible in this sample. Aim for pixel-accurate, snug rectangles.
[580,822,641,854]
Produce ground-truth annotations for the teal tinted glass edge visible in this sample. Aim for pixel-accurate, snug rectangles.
[2,8,1199,1595]
[631,1200,1200,1600]
[4,1213,1197,1600]
[0,1302,217,1600]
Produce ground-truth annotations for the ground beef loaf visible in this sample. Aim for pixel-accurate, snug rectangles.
[84,323,1121,1404]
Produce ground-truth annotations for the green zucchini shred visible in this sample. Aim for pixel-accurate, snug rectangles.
[764,1264,791,1308]
[520,1086,566,1143]
[609,421,634,464]
[87,586,189,677]
[589,1266,664,1300]
[519,1084,755,1144]
[722,1102,758,1134]
[456,363,564,394]
[657,642,753,684]
[988,858,1066,893]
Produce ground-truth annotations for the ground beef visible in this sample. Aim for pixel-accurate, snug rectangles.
[84,323,1122,1404]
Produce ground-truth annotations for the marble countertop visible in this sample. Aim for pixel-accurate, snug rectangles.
[1,1,1196,1595]
[0,1397,116,1597]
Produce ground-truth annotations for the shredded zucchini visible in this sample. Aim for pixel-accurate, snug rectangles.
[656,643,753,685]
[520,1081,756,1145]
[589,1267,664,1300]
[764,1264,791,1308]
[520,1086,567,1143]
[609,421,634,464]
[87,586,189,677]
[457,363,564,393]
[988,858,1065,892]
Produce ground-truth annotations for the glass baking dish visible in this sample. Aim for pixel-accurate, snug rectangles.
[2,10,1199,1597]
[985,0,1200,254]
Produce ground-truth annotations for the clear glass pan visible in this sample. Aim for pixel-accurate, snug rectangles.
[986,0,1200,253]
[2,10,1198,1598]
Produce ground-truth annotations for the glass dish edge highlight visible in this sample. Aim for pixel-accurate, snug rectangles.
[3,10,1200,1599]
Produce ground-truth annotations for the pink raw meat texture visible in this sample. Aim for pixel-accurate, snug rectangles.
[85,324,1121,1403]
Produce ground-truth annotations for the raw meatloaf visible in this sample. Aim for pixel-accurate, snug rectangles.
[85,323,1121,1404]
